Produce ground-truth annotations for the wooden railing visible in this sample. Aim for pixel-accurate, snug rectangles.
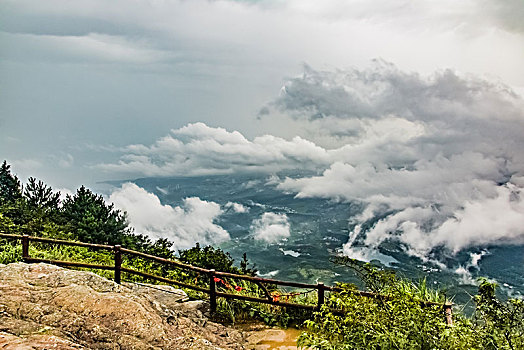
[0,233,453,324]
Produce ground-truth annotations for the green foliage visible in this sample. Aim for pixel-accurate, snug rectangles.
[60,185,131,245]
[14,178,63,235]
[298,265,453,349]
[240,252,258,276]
[0,161,26,230]
[334,256,445,303]
[213,282,315,327]
[1,159,522,345]
[179,243,245,275]
[0,161,22,205]
[298,260,524,350]
[0,238,21,264]
[23,177,61,213]
[0,212,17,234]
[473,278,524,349]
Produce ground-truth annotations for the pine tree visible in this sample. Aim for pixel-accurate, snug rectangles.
[23,177,61,212]
[0,161,22,205]
[60,185,130,245]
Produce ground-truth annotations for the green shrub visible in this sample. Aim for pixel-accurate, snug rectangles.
[179,243,252,275]
[298,261,523,350]
[473,278,524,349]
[0,238,21,264]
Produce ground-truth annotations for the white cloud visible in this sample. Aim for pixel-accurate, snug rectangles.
[454,250,490,285]
[109,183,230,250]
[2,0,523,84]
[0,32,173,65]
[271,61,524,125]
[272,64,524,259]
[94,63,522,183]
[279,248,301,257]
[3,0,524,193]
[4,0,523,268]
[155,186,169,195]
[225,201,249,213]
[95,122,330,177]
[258,270,280,278]
[95,63,524,261]
[251,212,291,243]
[353,182,524,256]
[431,184,524,251]
[56,187,74,205]
[57,153,74,168]
[280,153,505,210]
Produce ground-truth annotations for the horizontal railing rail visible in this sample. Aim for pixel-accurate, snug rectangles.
[0,232,453,324]
[120,247,210,274]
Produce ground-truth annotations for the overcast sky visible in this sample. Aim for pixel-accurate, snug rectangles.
[1,0,524,188]
[3,0,524,257]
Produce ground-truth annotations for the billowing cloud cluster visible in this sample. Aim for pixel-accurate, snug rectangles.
[109,183,229,250]
[275,63,524,258]
[251,213,291,243]
[225,201,249,214]
[3,0,524,190]
[101,63,524,261]
[97,122,330,176]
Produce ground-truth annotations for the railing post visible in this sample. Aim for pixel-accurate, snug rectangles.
[22,235,30,262]
[114,245,122,284]
[317,282,325,311]
[209,269,217,315]
[444,303,453,325]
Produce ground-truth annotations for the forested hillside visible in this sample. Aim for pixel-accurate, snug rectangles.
[1,160,523,349]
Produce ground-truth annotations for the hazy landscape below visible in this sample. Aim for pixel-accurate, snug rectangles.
[102,173,524,307]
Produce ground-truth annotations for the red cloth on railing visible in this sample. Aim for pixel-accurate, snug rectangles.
[213,276,236,290]
[213,277,312,301]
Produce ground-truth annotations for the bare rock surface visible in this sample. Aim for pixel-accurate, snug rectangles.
[0,263,252,349]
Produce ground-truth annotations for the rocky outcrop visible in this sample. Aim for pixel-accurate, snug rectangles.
[0,263,248,349]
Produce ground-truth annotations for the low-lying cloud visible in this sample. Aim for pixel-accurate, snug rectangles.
[225,201,249,214]
[96,122,330,177]
[109,183,230,250]
[100,62,524,262]
[275,63,524,259]
[251,212,291,243]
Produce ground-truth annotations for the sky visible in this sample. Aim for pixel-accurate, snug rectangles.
[2,0,524,256]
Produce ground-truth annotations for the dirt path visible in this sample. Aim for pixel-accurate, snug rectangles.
[243,325,305,350]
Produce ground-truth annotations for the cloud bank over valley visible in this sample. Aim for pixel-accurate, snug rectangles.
[109,182,293,251]
[251,212,291,243]
[3,0,524,191]
[109,183,230,250]
[3,0,524,286]
[101,63,524,262]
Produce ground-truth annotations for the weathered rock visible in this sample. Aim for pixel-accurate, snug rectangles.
[0,263,247,349]
[0,331,85,350]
